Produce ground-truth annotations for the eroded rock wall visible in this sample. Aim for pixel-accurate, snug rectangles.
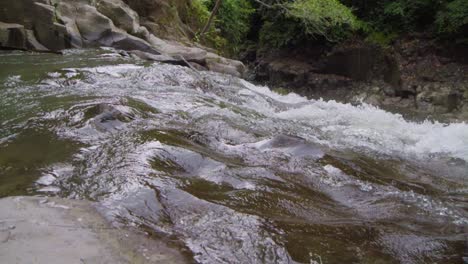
[0,0,245,77]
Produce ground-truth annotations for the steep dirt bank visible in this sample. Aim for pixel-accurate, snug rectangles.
[250,37,468,121]
[0,0,245,77]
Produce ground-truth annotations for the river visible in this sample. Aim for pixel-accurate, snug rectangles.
[0,49,467,263]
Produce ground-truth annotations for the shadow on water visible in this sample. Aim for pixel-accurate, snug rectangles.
[0,130,81,197]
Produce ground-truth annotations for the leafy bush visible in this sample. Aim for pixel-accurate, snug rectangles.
[365,31,398,47]
[256,0,361,48]
[381,0,439,32]
[190,0,468,53]
[435,0,468,40]
[190,0,211,27]
[287,0,360,41]
[190,0,253,54]
[259,19,304,49]
[216,0,254,52]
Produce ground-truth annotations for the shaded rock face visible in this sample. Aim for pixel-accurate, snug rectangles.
[0,0,246,77]
[321,46,380,81]
[0,0,155,53]
[0,22,48,52]
[122,0,194,41]
[0,22,26,50]
[253,40,468,121]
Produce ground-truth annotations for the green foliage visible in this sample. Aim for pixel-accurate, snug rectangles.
[272,87,291,95]
[189,0,467,54]
[216,0,254,52]
[287,0,360,41]
[435,0,468,39]
[191,0,253,54]
[365,31,398,47]
[259,19,304,49]
[257,0,361,48]
[381,0,439,31]
[190,0,211,27]
[341,0,467,44]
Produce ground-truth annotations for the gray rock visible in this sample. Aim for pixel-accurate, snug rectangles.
[0,0,35,27]
[25,29,49,51]
[130,50,184,64]
[147,36,208,63]
[189,62,208,71]
[0,0,246,78]
[206,61,242,77]
[96,0,140,34]
[206,53,246,77]
[69,4,159,54]
[447,92,461,112]
[0,22,26,50]
[55,2,84,48]
[0,196,187,264]
[107,33,160,54]
[32,3,68,51]
[74,4,115,43]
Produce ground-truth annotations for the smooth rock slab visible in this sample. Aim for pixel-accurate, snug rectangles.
[0,196,188,264]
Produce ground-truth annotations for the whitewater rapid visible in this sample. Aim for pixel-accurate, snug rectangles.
[1,50,467,263]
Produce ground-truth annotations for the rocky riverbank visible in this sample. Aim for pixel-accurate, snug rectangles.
[251,38,468,122]
[2,0,466,121]
[0,0,245,77]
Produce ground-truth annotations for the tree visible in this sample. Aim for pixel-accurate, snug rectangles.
[200,0,223,36]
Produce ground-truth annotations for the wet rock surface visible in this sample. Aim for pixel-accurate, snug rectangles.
[0,196,188,264]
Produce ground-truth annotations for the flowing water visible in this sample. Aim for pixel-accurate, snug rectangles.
[0,49,467,263]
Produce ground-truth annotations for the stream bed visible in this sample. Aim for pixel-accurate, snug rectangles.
[0,49,467,263]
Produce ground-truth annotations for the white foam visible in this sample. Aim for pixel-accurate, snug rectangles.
[241,80,308,104]
[76,64,144,77]
[242,84,468,162]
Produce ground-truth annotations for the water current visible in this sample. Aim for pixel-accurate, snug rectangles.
[0,49,467,263]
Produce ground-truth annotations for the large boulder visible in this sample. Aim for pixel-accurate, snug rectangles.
[100,31,161,54]
[25,30,49,51]
[96,0,140,35]
[74,4,115,43]
[32,3,68,51]
[0,0,49,27]
[60,3,159,54]
[206,53,246,78]
[55,1,85,48]
[0,0,246,78]
[144,34,246,77]
[146,34,207,62]
[130,50,188,66]
[122,0,194,41]
[0,21,49,52]
[0,22,27,50]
